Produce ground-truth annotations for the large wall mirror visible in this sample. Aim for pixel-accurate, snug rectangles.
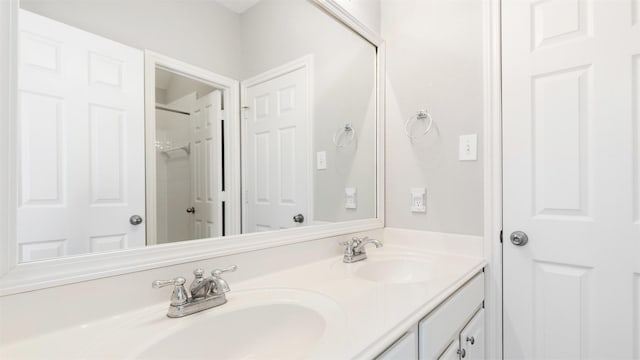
[1,0,383,293]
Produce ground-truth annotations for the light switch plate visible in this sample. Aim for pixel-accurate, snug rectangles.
[459,134,478,161]
[411,188,426,213]
[345,187,357,209]
[316,151,327,170]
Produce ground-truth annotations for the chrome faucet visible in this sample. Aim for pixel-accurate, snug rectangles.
[153,265,237,318]
[341,236,383,263]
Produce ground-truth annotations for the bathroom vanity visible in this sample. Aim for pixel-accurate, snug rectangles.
[0,232,485,359]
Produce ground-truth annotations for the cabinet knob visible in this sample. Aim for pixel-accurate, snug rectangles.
[457,348,466,358]
[466,336,475,345]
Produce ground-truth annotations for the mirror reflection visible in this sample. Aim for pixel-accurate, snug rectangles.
[15,0,377,263]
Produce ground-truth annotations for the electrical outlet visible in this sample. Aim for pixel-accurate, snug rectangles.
[459,134,478,161]
[345,187,357,209]
[411,188,426,213]
[316,151,327,170]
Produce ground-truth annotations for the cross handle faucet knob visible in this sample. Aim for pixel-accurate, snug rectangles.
[212,265,238,277]
[152,277,186,288]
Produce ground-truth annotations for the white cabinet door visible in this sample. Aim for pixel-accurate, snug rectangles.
[438,339,461,360]
[419,274,484,360]
[377,328,418,360]
[460,309,484,360]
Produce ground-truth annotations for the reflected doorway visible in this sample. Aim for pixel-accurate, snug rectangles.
[145,53,241,245]
[154,69,223,244]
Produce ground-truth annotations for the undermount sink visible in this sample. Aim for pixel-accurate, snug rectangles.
[127,288,345,360]
[355,258,433,284]
[137,303,325,360]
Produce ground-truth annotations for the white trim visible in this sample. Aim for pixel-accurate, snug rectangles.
[0,0,18,278]
[0,0,386,296]
[377,42,386,232]
[313,0,384,46]
[144,51,242,243]
[483,0,503,358]
[144,54,158,246]
[0,218,381,295]
[240,55,314,231]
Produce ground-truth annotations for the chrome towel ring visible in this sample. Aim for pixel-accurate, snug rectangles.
[333,123,356,147]
[404,109,433,139]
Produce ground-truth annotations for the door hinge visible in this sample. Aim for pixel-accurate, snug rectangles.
[499,230,503,243]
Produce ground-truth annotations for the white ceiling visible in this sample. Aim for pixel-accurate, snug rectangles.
[215,0,261,14]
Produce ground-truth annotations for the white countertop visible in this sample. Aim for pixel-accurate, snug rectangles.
[1,242,485,359]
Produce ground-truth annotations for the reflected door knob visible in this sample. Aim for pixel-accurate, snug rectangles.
[510,231,529,246]
[293,214,304,223]
[186,207,195,214]
[129,215,143,225]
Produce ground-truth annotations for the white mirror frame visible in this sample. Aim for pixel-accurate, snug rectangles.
[0,0,385,296]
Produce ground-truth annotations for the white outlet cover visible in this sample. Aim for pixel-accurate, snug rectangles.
[345,187,357,209]
[316,151,327,170]
[410,188,426,213]
[459,134,478,161]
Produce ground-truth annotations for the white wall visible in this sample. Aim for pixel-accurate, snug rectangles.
[382,0,484,236]
[20,0,243,79]
[241,0,377,222]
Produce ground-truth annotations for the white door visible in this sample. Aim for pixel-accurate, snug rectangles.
[502,1,640,359]
[242,66,310,232]
[17,10,144,262]
[189,91,223,239]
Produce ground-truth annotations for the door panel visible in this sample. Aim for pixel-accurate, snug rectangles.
[17,10,144,261]
[190,91,222,239]
[243,67,309,232]
[502,0,640,358]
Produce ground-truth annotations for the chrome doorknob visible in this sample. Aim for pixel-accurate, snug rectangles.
[186,207,195,214]
[129,215,143,225]
[510,231,529,246]
[292,214,304,223]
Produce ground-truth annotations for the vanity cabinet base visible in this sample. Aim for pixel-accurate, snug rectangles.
[377,272,485,360]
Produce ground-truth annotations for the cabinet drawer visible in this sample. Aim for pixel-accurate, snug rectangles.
[418,272,484,360]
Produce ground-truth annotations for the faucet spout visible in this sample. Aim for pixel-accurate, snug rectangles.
[341,237,383,263]
[354,237,383,253]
